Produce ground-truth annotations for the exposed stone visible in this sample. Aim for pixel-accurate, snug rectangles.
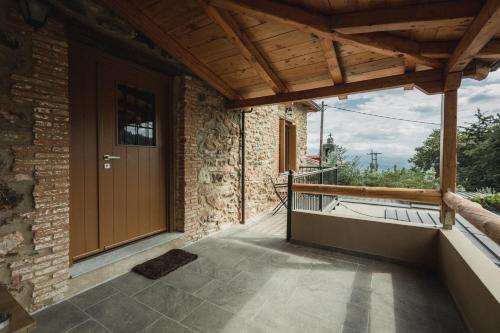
[0,182,23,210]
[0,231,23,255]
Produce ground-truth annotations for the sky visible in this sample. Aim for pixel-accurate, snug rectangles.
[307,70,500,170]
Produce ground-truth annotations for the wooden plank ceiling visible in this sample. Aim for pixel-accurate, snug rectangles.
[102,0,500,107]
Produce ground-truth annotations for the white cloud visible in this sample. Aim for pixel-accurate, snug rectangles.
[307,70,500,168]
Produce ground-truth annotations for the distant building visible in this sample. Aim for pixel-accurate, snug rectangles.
[321,133,336,163]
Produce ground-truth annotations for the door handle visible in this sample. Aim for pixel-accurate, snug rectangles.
[103,154,121,161]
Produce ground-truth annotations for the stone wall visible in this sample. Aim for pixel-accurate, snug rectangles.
[244,104,308,220]
[175,76,241,240]
[0,1,309,313]
[0,9,70,312]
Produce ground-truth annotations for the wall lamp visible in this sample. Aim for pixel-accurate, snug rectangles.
[19,0,49,29]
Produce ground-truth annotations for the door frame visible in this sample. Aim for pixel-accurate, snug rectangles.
[69,41,175,262]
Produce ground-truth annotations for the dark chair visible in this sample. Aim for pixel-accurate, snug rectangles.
[269,176,288,215]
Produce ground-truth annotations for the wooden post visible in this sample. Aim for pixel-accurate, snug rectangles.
[286,170,293,241]
[440,88,458,229]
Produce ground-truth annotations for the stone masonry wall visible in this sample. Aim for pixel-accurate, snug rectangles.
[0,9,70,312]
[244,104,308,220]
[175,76,241,240]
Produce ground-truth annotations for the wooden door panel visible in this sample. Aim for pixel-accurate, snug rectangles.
[70,43,170,259]
[138,148,151,235]
[98,58,169,249]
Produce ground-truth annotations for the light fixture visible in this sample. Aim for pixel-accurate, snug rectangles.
[285,106,293,117]
[19,0,49,29]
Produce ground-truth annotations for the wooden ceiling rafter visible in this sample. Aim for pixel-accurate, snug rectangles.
[198,0,288,94]
[331,1,482,34]
[421,39,500,59]
[226,69,444,109]
[446,0,500,73]
[100,0,241,100]
[319,38,343,84]
[318,38,347,99]
[209,0,443,69]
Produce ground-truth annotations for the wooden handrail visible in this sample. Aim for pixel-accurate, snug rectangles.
[443,192,500,246]
[292,184,442,204]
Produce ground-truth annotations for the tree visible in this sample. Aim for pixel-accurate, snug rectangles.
[409,129,441,176]
[409,109,500,191]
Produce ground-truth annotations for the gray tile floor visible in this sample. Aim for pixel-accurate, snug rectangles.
[33,226,467,333]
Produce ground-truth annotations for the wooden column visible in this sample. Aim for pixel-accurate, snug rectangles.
[440,88,458,229]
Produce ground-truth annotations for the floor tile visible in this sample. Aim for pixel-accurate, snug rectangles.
[143,317,195,333]
[134,283,203,321]
[195,279,266,318]
[66,319,110,333]
[108,272,154,296]
[33,301,89,333]
[85,292,160,333]
[160,268,212,293]
[32,226,467,333]
[254,300,338,333]
[184,256,241,282]
[182,301,265,333]
[69,283,118,310]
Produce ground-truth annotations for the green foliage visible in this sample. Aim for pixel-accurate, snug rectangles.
[326,145,438,189]
[347,167,439,189]
[409,109,500,192]
[408,129,441,176]
[471,193,500,211]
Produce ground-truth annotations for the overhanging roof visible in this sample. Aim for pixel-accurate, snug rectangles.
[101,0,500,107]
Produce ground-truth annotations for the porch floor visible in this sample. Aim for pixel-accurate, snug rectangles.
[34,224,465,333]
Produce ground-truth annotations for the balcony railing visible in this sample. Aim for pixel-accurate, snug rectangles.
[292,167,337,212]
[285,178,500,248]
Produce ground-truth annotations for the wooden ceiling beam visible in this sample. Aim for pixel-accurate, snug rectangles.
[332,1,481,34]
[446,0,500,73]
[199,1,287,93]
[319,38,343,84]
[101,0,241,100]
[226,69,443,109]
[421,39,500,59]
[210,0,443,69]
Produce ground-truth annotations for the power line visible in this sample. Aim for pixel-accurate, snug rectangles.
[324,104,468,128]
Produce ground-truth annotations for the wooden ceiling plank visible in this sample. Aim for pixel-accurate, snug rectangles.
[199,1,287,93]
[319,38,343,84]
[210,0,443,69]
[331,1,481,34]
[447,0,500,73]
[226,69,444,109]
[101,0,240,100]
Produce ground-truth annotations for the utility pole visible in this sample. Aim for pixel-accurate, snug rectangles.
[367,149,382,172]
[319,101,325,168]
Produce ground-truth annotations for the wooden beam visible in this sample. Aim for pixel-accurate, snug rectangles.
[331,1,481,34]
[446,0,500,73]
[443,192,500,246]
[420,39,500,61]
[226,69,443,108]
[440,89,458,229]
[210,0,443,69]
[292,184,442,205]
[403,58,416,90]
[319,38,343,84]
[332,32,443,69]
[101,0,240,100]
[199,1,287,93]
[421,39,500,59]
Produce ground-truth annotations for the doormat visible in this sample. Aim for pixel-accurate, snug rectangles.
[132,249,198,279]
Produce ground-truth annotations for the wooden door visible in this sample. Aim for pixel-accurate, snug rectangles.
[69,43,170,260]
[98,58,168,250]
